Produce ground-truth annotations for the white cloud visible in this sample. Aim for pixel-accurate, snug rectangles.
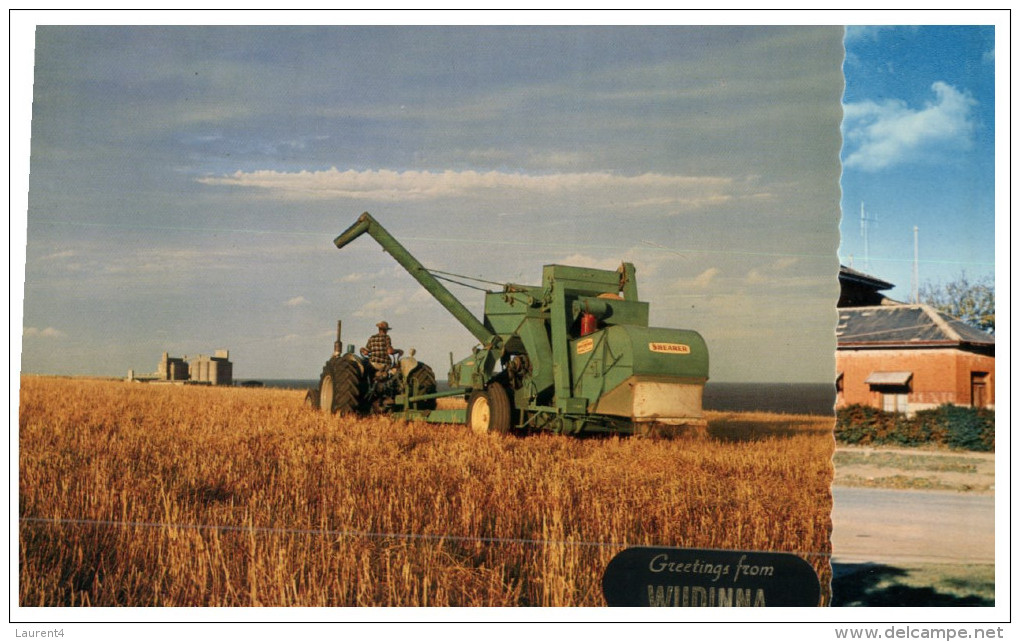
[408,289,434,304]
[843,81,977,171]
[461,148,589,170]
[771,257,799,271]
[24,326,65,339]
[843,26,905,44]
[39,250,75,261]
[337,266,402,284]
[552,253,623,272]
[285,296,309,306]
[689,267,720,289]
[352,288,416,319]
[740,259,818,289]
[28,241,326,288]
[663,267,722,294]
[197,167,765,209]
[745,268,766,285]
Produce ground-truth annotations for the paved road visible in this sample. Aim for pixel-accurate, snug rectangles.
[831,487,995,565]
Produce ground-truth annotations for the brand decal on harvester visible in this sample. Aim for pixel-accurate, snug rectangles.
[576,338,595,355]
[649,342,690,354]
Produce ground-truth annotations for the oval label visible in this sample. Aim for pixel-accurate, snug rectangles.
[602,547,821,607]
[649,342,690,354]
[576,338,595,355]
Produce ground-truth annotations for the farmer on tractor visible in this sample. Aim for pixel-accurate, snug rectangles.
[360,321,403,376]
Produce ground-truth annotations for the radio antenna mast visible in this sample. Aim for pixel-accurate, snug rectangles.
[860,202,877,271]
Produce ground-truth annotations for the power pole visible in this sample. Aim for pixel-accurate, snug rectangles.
[912,226,919,304]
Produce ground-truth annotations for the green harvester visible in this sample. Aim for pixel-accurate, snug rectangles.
[309,212,709,435]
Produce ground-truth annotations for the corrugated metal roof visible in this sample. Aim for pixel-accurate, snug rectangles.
[940,314,996,344]
[837,304,995,348]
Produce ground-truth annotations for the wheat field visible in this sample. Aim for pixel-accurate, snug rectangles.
[18,376,834,607]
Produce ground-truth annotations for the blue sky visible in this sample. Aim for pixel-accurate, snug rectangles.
[12,18,1002,383]
[840,25,996,301]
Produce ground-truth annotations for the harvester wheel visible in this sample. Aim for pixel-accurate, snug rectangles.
[408,363,438,411]
[467,382,511,434]
[319,358,365,416]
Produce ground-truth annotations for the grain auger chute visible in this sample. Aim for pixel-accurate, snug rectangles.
[308,212,709,435]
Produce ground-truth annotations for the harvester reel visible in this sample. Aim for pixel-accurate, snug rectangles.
[467,382,512,434]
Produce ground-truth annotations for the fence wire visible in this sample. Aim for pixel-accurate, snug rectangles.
[18,515,832,560]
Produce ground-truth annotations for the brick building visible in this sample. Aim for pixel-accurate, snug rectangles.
[836,266,994,414]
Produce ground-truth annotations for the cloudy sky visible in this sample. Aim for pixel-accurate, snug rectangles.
[839,25,996,302]
[15,20,989,384]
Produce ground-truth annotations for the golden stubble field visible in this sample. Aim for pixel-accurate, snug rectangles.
[18,376,834,607]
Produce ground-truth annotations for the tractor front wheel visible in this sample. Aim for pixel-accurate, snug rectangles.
[408,363,438,411]
[304,388,320,410]
[467,382,511,434]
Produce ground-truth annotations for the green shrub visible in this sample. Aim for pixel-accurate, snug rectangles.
[834,404,879,444]
[912,404,995,451]
[836,404,994,451]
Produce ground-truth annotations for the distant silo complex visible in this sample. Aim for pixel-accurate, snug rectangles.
[157,352,190,381]
[190,350,233,386]
[128,349,233,385]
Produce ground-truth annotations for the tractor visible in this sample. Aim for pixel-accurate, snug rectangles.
[307,212,709,435]
[308,331,438,416]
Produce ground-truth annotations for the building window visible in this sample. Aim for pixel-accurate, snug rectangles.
[971,372,989,408]
[880,389,909,413]
[865,371,913,414]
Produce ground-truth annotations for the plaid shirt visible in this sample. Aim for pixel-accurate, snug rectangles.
[365,332,393,366]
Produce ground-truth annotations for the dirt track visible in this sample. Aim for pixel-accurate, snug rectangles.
[830,486,994,565]
[830,445,995,567]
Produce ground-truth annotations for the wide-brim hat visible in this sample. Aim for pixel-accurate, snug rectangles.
[377,321,391,330]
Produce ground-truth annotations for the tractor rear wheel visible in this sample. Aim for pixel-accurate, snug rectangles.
[319,358,366,416]
[467,382,511,434]
[408,363,438,411]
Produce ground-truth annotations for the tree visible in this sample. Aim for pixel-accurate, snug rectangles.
[919,272,994,334]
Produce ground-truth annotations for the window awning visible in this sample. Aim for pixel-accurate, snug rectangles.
[865,371,913,385]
